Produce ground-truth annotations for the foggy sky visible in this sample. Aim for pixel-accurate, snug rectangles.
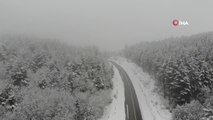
[0,0,213,51]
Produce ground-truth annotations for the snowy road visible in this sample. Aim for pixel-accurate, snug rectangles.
[111,61,143,120]
[100,58,171,120]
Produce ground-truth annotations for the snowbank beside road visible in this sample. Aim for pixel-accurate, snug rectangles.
[99,65,125,120]
[116,57,172,120]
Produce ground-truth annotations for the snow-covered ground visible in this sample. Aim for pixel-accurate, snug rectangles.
[115,57,172,120]
[99,65,125,120]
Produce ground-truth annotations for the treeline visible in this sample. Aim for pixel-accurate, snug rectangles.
[0,36,113,120]
[124,32,213,120]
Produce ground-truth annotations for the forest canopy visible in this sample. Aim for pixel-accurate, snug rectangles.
[0,35,113,120]
[123,31,213,120]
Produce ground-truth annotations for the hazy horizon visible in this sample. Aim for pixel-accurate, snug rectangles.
[1,0,213,51]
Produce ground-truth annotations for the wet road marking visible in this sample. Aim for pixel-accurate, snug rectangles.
[126,104,129,120]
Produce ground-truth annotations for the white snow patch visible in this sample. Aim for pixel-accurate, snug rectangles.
[99,65,125,120]
[115,57,172,120]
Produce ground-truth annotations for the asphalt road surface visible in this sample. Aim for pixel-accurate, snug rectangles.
[111,61,143,120]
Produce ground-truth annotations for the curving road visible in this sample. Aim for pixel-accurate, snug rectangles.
[111,61,143,120]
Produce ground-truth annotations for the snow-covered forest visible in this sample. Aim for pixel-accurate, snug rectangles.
[0,36,113,120]
[123,32,213,120]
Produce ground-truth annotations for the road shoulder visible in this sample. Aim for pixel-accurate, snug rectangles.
[99,65,125,120]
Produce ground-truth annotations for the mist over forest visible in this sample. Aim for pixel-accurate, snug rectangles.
[1,0,213,51]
